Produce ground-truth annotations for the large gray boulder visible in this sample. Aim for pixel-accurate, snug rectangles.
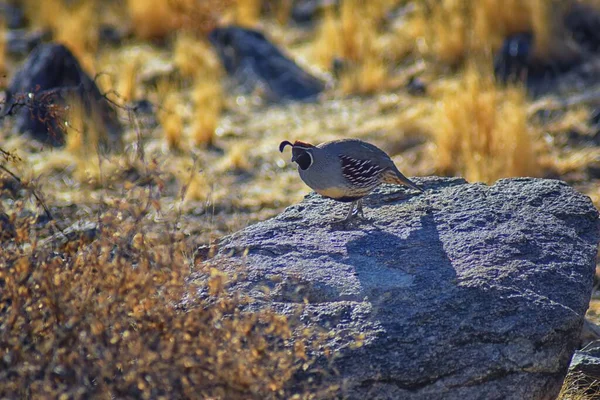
[197,177,599,399]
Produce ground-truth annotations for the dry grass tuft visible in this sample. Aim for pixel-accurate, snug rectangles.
[183,170,211,203]
[63,96,107,184]
[115,53,142,105]
[267,0,294,25]
[126,0,233,39]
[157,85,185,151]
[172,33,225,148]
[171,0,234,35]
[558,371,600,400]
[311,7,341,71]
[0,17,6,78]
[173,33,220,79]
[190,73,223,148]
[311,0,396,94]
[233,0,263,27]
[126,0,180,40]
[218,143,252,172]
[24,0,99,73]
[431,62,540,183]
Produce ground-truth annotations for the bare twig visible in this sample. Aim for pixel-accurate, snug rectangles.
[0,164,53,221]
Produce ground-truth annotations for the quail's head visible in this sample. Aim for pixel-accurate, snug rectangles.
[279,140,315,170]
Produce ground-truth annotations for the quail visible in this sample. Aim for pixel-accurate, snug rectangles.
[279,138,423,222]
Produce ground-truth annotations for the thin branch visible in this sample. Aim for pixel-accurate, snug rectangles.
[0,164,21,182]
[0,164,53,222]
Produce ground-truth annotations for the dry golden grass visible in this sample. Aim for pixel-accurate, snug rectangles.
[174,33,218,79]
[172,0,234,35]
[340,54,389,95]
[233,0,263,27]
[126,0,234,39]
[173,32,225,148]
[64,97,102,181]
[115,54,141,104]
[217,143,252,172]
[268,0,294,25]
[126,0,180,40]
[558,371,600,400]
[410,0,567,65]
[527,104,600,179]
[311,7,341,69]
[0,17,6,78]
[157,85,185,151]
[183,170,211,203]
[311,0,396,94]
[431,62,540,183]
[23,0,99,73]
[190,73,223,148]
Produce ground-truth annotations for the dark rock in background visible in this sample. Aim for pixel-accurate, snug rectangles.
[291,0,337,24]
[494,32,535,84]
[194,177,600,400]
[565,3,600,53]
[5,30,52,57]
[406,76,427,95]
[1,43,122,147]
[0,2,26,29]
[98,25,126,46]
[208,26,325,101]
[494,3,600,97]
[129,99,158,129]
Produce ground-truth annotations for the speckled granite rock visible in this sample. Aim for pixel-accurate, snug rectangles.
[195,177,600,400]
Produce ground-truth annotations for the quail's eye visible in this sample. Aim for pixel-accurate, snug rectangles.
[295,152,312,170]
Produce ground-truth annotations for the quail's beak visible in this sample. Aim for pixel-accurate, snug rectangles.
[291,154,297,163]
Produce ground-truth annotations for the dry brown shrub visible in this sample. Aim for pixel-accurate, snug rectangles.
[0,189,330,399]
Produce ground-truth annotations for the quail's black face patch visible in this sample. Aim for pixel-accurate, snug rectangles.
[293,149,313,170]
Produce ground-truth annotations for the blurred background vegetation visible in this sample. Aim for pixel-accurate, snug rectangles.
[2,0,600,398]
[3,0,600,211]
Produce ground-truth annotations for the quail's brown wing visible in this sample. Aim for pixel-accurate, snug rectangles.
[321,139,394,165]
[338,154,385,188]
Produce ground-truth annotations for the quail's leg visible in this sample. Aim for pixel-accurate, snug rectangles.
[341,199,366,223]
[356,199,364,218]
[342,201,357,222]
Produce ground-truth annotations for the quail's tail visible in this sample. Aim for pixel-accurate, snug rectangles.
[382,168,424,192]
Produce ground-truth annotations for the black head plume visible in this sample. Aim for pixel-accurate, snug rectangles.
[279,140,293,152]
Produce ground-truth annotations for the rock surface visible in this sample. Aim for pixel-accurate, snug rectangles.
[197,177,599,399]
[569,340,600,380]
